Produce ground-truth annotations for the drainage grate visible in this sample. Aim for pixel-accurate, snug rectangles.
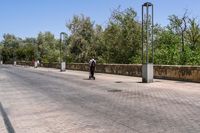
[115,81,123,83]
[107,89,122,92]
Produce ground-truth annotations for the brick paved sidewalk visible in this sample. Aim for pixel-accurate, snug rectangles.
[0,65,200,133]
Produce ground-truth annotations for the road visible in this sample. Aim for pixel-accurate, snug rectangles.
[0,65,200,133]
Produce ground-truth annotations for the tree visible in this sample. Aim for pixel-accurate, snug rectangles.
[66,14,95,62]
[186,18,200,50]
[90,24,106,63]
[167,12,188,64]
[154,30,181,65]
[36,32,59,63]
[1,34,20,62]
[103,7,141,64]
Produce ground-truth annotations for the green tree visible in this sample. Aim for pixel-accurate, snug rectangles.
[36,32,59,63]
[186,18,200,50]
[66,14,95,62]
[1,34,20,62]
[103,7,141,64]
[167,12,188,64]
[154,30,181,65]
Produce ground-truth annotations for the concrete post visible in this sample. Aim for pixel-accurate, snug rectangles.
[60,62,66,72]
[34,61,38,68]
[142,63,153,83]
[0,61,2,65]
[14,61,16,66]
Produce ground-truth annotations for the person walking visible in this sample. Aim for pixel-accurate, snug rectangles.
[89,58,96,80]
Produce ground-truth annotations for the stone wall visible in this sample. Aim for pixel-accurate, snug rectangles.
[66,63,200,83]
[6,61,200,83]
[17,61,33,66]
[41,62,60,69]
[154,65,200,82]
[16,61,60,69]
[66,64,142,77]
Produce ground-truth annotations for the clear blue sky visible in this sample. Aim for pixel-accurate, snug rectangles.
[0,0,200,41]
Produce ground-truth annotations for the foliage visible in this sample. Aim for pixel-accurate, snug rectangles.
[103,8,141,64]
[1,7,200,65]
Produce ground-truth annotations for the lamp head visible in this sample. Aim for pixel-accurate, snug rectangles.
[143,2,153,7]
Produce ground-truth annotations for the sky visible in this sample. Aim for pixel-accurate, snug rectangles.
[0,0,200,41]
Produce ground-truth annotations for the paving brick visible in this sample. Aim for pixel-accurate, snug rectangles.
[0,65,200,133]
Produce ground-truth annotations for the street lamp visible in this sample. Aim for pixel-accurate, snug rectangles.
[0,47,2,65]
[142,2,154,83]
[13,45,17,66]
[33,39,38,68]
[60,32,67,72]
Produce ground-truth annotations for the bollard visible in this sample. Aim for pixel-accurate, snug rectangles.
[0,61,2,65]
[60,62,66,72]
[34,61,38,68]
[142,63,153,83]
[13,61,16,66]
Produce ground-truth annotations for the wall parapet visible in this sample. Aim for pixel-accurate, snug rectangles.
[5,61,200,83]
[66,63,200,83]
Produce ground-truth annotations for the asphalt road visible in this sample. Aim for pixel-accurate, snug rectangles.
[0,65,200,133]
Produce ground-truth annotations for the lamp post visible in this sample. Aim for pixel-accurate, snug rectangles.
[33,39,38,68]
[13,39,21,66]
[0,47,2,65]
[142,2,154,83]
[13,46,17,66]
[60,32,67,72]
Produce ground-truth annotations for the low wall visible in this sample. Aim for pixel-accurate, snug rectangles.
[5,61,200,83]
[154,65,200,82]
[41,62,60,69]
[66,63,142,77]
[66,63,200,83]
[17,61,33,66]
[16,61,60,69]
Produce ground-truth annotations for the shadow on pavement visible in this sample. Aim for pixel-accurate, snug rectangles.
[0,102,15,133]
